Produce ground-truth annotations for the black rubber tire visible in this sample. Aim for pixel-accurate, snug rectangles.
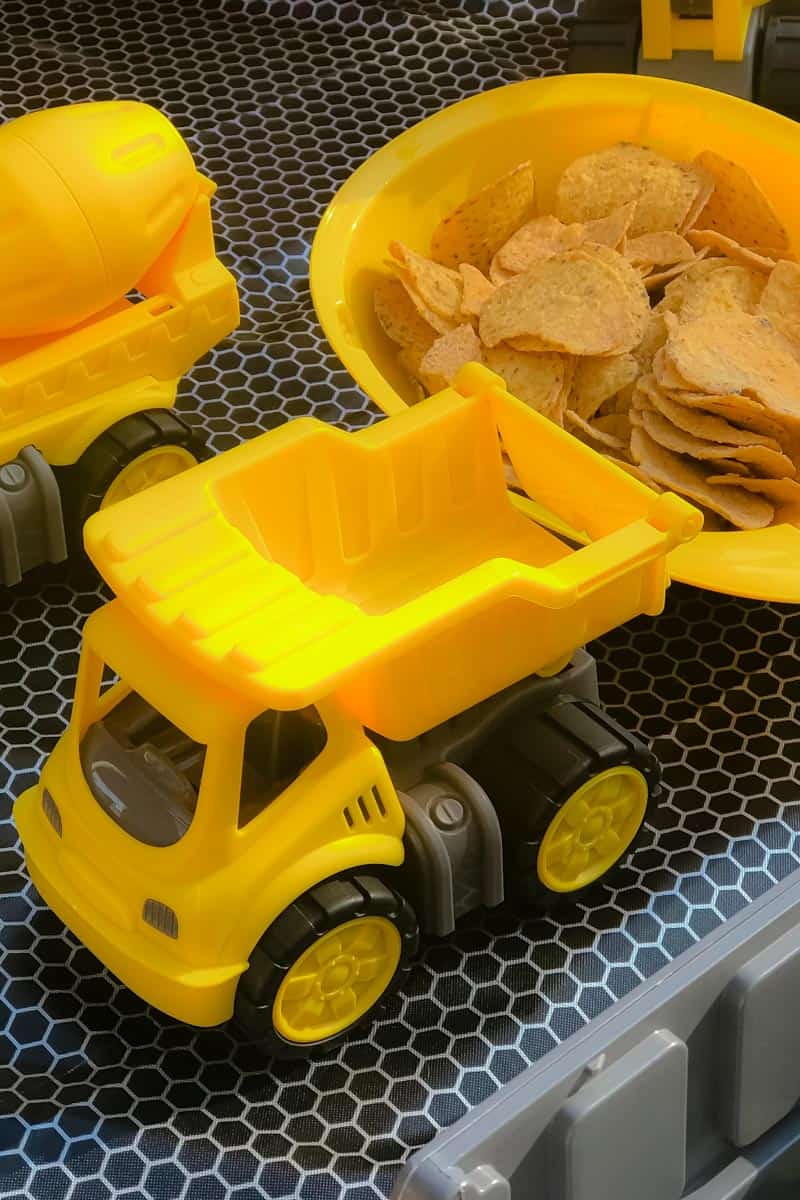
[466,698,661,906]
[565,0,642,75]
[234,874,419,1059]
[59,409,208,553]
[756,10,800,122]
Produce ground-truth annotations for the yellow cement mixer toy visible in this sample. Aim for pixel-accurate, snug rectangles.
[0,99,238,585]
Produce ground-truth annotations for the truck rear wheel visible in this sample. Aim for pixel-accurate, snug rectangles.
[61,409,207,552]
[467,698,661,905]
[565,0,642,75]
[234,875,418,1058]
[757,7,800,122]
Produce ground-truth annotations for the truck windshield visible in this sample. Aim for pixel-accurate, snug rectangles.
[80,689,206,847]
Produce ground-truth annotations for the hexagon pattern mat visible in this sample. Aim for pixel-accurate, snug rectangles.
[1,2,799,1198]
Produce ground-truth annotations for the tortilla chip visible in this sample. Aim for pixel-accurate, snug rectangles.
[644,250,709,292]
[556,142,707,238]
[758,260,800,348]
[506,333,559,352]
[572,353,639,420]
[592,413,632,440]
[642,385,782,449]
[488,256,516,286]
[679,170,716,235]
[604,455,662,490]
[479,252,640,355]
[664,390,786,440]
[669,262,766,324]
[624,232,694,269]
[628,404,751,475]
[496,214,586,273]
[430,161,537,274]
[575,244,651,346]
[390,242,463,320]
[584,201,637,249]
[706,474,800,506]
[630,426,774,529]
[484,345,569,416]
[661,253,730,294]
[600,385,636,415]
[398,277,459,335]
[374,277,437,353]
[666,309,800,425]
[419,324,484,390]
[637,407,795,478]
[692,150,791,256]
[687,229,777,273]
[458,263,496,319]
[653,346,697,392]
[565,409,627,450]
[397,345,432,400]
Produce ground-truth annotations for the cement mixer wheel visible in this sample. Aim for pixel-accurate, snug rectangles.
[60,409,209,553]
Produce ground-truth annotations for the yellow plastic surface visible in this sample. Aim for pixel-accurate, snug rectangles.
[537,766,649,893]
[272,916,401,1043]
[84,364,698,742]
[0,101,239,465]
[641,0,770,62]
[310,71,800,602]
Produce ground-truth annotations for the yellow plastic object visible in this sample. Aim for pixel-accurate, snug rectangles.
[310,71,800,602]
[83,363,699,742]
[0,100,239,466]
[14,600,407,1026]
[536,766,649,893]
[0,101,198,337]
[641,0,770,62]
[100,445,199,508]
[272,917,401,1043]
[14,366,697,1027]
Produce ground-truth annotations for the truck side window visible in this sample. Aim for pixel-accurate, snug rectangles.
[238,707,327,828]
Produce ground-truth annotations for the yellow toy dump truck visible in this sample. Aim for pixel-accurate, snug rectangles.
[14,364,700,1057]
[0,99,238,585]
[567,0,800,117]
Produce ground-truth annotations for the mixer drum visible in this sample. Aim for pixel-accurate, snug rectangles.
[0,100,200,338]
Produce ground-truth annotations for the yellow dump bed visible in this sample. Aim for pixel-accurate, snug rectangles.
[84,364,700,740]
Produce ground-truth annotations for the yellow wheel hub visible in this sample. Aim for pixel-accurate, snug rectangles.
[272,916,401,1044]
[537,765,648,893]
[101,445,198,508]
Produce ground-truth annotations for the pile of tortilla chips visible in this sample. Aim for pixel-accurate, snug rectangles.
[374,142,800,531]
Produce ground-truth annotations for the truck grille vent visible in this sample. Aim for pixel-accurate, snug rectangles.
[42,789,62,837]
[143,899,179,939]
[342,786,388,830]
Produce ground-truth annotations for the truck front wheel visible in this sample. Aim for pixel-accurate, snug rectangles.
[234,875,419,1058]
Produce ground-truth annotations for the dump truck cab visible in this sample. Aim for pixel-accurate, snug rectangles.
[16,365,700,1056]
[24,597,403,1028]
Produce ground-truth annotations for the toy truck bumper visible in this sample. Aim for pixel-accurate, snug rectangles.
[14,786,246,1027]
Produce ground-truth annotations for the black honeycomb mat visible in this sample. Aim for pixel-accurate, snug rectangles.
[1,2,799,1198]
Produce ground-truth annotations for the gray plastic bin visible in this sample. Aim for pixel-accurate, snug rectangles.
[395,867,800,1200]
